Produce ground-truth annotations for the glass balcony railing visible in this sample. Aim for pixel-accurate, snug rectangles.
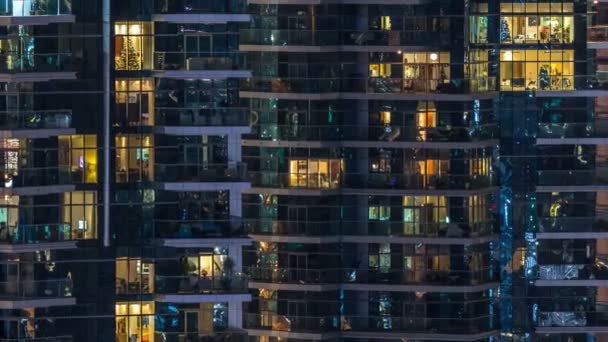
[537,170,608,186]
[153,219,246,239]
[240,29,340,46]
[154,52,246,72]
[154,162,247,183]
[345,315,496,334]
[239,29,450,47]
[247,172,494,190]
[154,274,248,294]
[243,314,496,334]
[151,332,245,342]
[0,166,74,188]
[0,337,72,342]
[155,107,249,127]
[241,77,496,95]
[588,26,608,42]
[537,120,608,139]
[245,220,496,238]
[0,0,72,16]
[537,217,608,233]
[0,109,71,130]
[537,256,608,281]
[344,174,495,190]
[2,223,84,244]
[539,307,608,328]
[0,53,73,73]
[251,124,498,142]
[154,0,245,14]
[0,278,73,299]
[245,267,496,286]
[244,314,338,332]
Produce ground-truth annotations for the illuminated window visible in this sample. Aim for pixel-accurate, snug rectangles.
[500,49,574,91]
[470,16,488,44]
[416,101,436,141]
[369,206,391,221]
[62,191,97,240]
[0,195,18,237]
[288,159,343,189]
[369,63,392,77]
[0,139,21,187]
[469,157,491,176]
[58,135,97,183]
[182,250,227,278]
[402,196,447,236]
[402,52,450,92]
[115,134,153,183]
[116,258,154,295]
[115,301,155,342]
[114,22,153,71]
[380,16,391,30]
[115,79,154,126]
[468,195,489,227]
[501,15,574,45]
[369,243,391,273]
[0,0,71,16]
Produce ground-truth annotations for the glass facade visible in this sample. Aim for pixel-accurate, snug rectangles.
[1,0,607,341]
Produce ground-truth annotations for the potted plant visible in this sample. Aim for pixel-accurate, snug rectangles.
[220,257,235,290]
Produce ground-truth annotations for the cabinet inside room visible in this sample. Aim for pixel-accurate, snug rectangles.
[115,79,154,127]
[288,159,343,189]
[500,49,574,91]
[115,302,155,342]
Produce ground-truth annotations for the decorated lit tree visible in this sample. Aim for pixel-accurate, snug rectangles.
[500,17,511,43]
[116,38,140,70]
[539,65,550,90]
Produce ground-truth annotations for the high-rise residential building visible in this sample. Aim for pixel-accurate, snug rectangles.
[0,0,605,341]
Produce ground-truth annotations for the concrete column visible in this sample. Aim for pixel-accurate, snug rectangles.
[228,302,243,329]
[228,244,243,273]
[229,187,243,218]
[227,134,242,167]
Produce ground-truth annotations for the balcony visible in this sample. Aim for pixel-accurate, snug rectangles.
[344,315,496,336]
[154,274,250,303]
[535,256,608,286]
[154,163,247,183]
[0,165,88,192]
[537,120,608,142]
[588,26,608,48]
[239,29,450,48]
[155,274,248,294]
[0,278,75,308]
[246,220,496,241]
[245,267,496,287]
[344,173,495,191]
[249,124,498,145]
[0,337,72,342]
[0,0,74,25]
[153,52,250,79]
[537,217,608,238]
[240,77,497,100]
[537,170,608,190]
[155,107,249,127]
[244,314,496,337]
[151,332,245,342]
[153,0,248,23]
[0,223,89,251]
[154,0,245,14]
[538,307,608,333]
[153,107,250,136]
[0,53,76,81]
[153,218,246,239]
[0,110,72,137]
